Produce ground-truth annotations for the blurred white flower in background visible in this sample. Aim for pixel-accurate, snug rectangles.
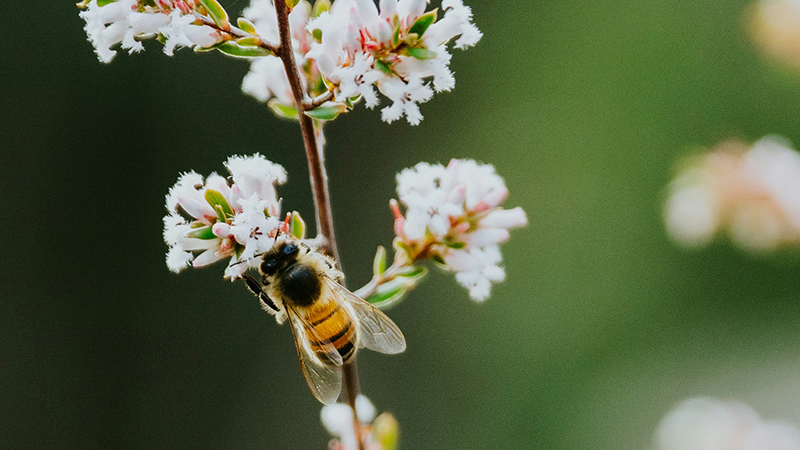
[749,0,800,68]
[163,154,287,279]
[656,397,800,450]
[663,136,800,251]
[393,159,528,301]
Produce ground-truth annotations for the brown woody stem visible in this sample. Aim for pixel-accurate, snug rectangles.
[273,2,361,449]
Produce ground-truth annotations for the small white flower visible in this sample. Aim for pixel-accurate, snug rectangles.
[394,159,527,301]
[321,395,378,450]
[160,10,222,56]
[163,154,286,279]
[656,397,800,450]
[241,0,311,106]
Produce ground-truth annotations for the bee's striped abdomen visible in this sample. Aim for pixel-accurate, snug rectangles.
[305,299,357,364]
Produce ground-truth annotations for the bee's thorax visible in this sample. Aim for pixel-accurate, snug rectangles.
[277,264,321,307]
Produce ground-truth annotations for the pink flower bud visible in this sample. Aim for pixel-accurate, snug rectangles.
[479,207,529,229]
[212,222,231,238]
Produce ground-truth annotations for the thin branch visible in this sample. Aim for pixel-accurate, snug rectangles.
[195,14,281,55]
[302,91,335,110]
[272,2,362,450]
[274,0,340,263]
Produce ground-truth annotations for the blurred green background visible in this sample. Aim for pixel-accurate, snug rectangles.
[3,0,800,448]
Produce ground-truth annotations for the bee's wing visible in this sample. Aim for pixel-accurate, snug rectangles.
[323,278,407,355]
[285,306,343,405]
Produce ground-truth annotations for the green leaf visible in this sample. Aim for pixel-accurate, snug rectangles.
[268,100,300,120]
[216,41,272,58]
[397,264,427,281]
[392,26,401,47]
[286,0,301,10]
[408,9,437,37]
[205,189,234,221]
[312,28,323,41]
[406,47,438,60]
[236,36,263,47]
[96,0,115,6]
[237,18,257,34]
[375,59,392,75]
[366,283,407,310]
[431,253,446,266]
[373,246,387,277]
[186,226,216,240]
[444,238,466,249]
[199,0,230,30]
[312,0,331,17]
[304,102,347,121]
[290,211,306,239]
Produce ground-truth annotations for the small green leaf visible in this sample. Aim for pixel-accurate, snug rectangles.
[408,9,437,37]
[97,0,115,6]
[431,253,446,266]
[312,28,323,42]
[216,41,272,58]
[444,238,466,249]
[373,246,387,277]
[214,205,227,222]
[286,0,301,10]
[392,26,401,47]
[304,102,347,121]
[237,18,257,34]
[290,211,306,239]
[186,226,216,240]
[375,59,392,75]
[205,189,234,221]
[406,47,437,60]
[236,36,262,47]
[199,0,230,30]
[397,265,427,281]
[312,0,331,17]
[366,283,407,310]
[268,100,300,120]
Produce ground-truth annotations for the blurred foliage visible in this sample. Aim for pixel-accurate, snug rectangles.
[3,0,800,449]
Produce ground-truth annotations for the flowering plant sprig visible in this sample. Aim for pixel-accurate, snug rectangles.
[163,154,292,280]
[355,159,528,306]
[79,0,481,124]
[81,0,525,448]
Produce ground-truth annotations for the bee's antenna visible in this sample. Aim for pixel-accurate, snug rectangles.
[231,252,265,267]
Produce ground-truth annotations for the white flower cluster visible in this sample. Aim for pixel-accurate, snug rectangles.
[163,154,287,279]
[394,159,528,301]
[79,0,223,63]
[241,0,482,124]
[664,136,800,251]
[241,0,315,106]
[321,395,398,450]
[656,398,800,450]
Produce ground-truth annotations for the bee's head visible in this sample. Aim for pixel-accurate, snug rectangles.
[260,238,301,276]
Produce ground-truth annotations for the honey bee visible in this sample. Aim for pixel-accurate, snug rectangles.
[242,235,406,404]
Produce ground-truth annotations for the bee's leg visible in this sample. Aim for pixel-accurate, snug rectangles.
[242,274,280,313]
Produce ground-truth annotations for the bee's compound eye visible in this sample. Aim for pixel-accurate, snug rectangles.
[261,257,278,274]
[283,243,298,256]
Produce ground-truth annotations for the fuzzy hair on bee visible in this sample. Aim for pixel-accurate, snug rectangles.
[242,234,406,404]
